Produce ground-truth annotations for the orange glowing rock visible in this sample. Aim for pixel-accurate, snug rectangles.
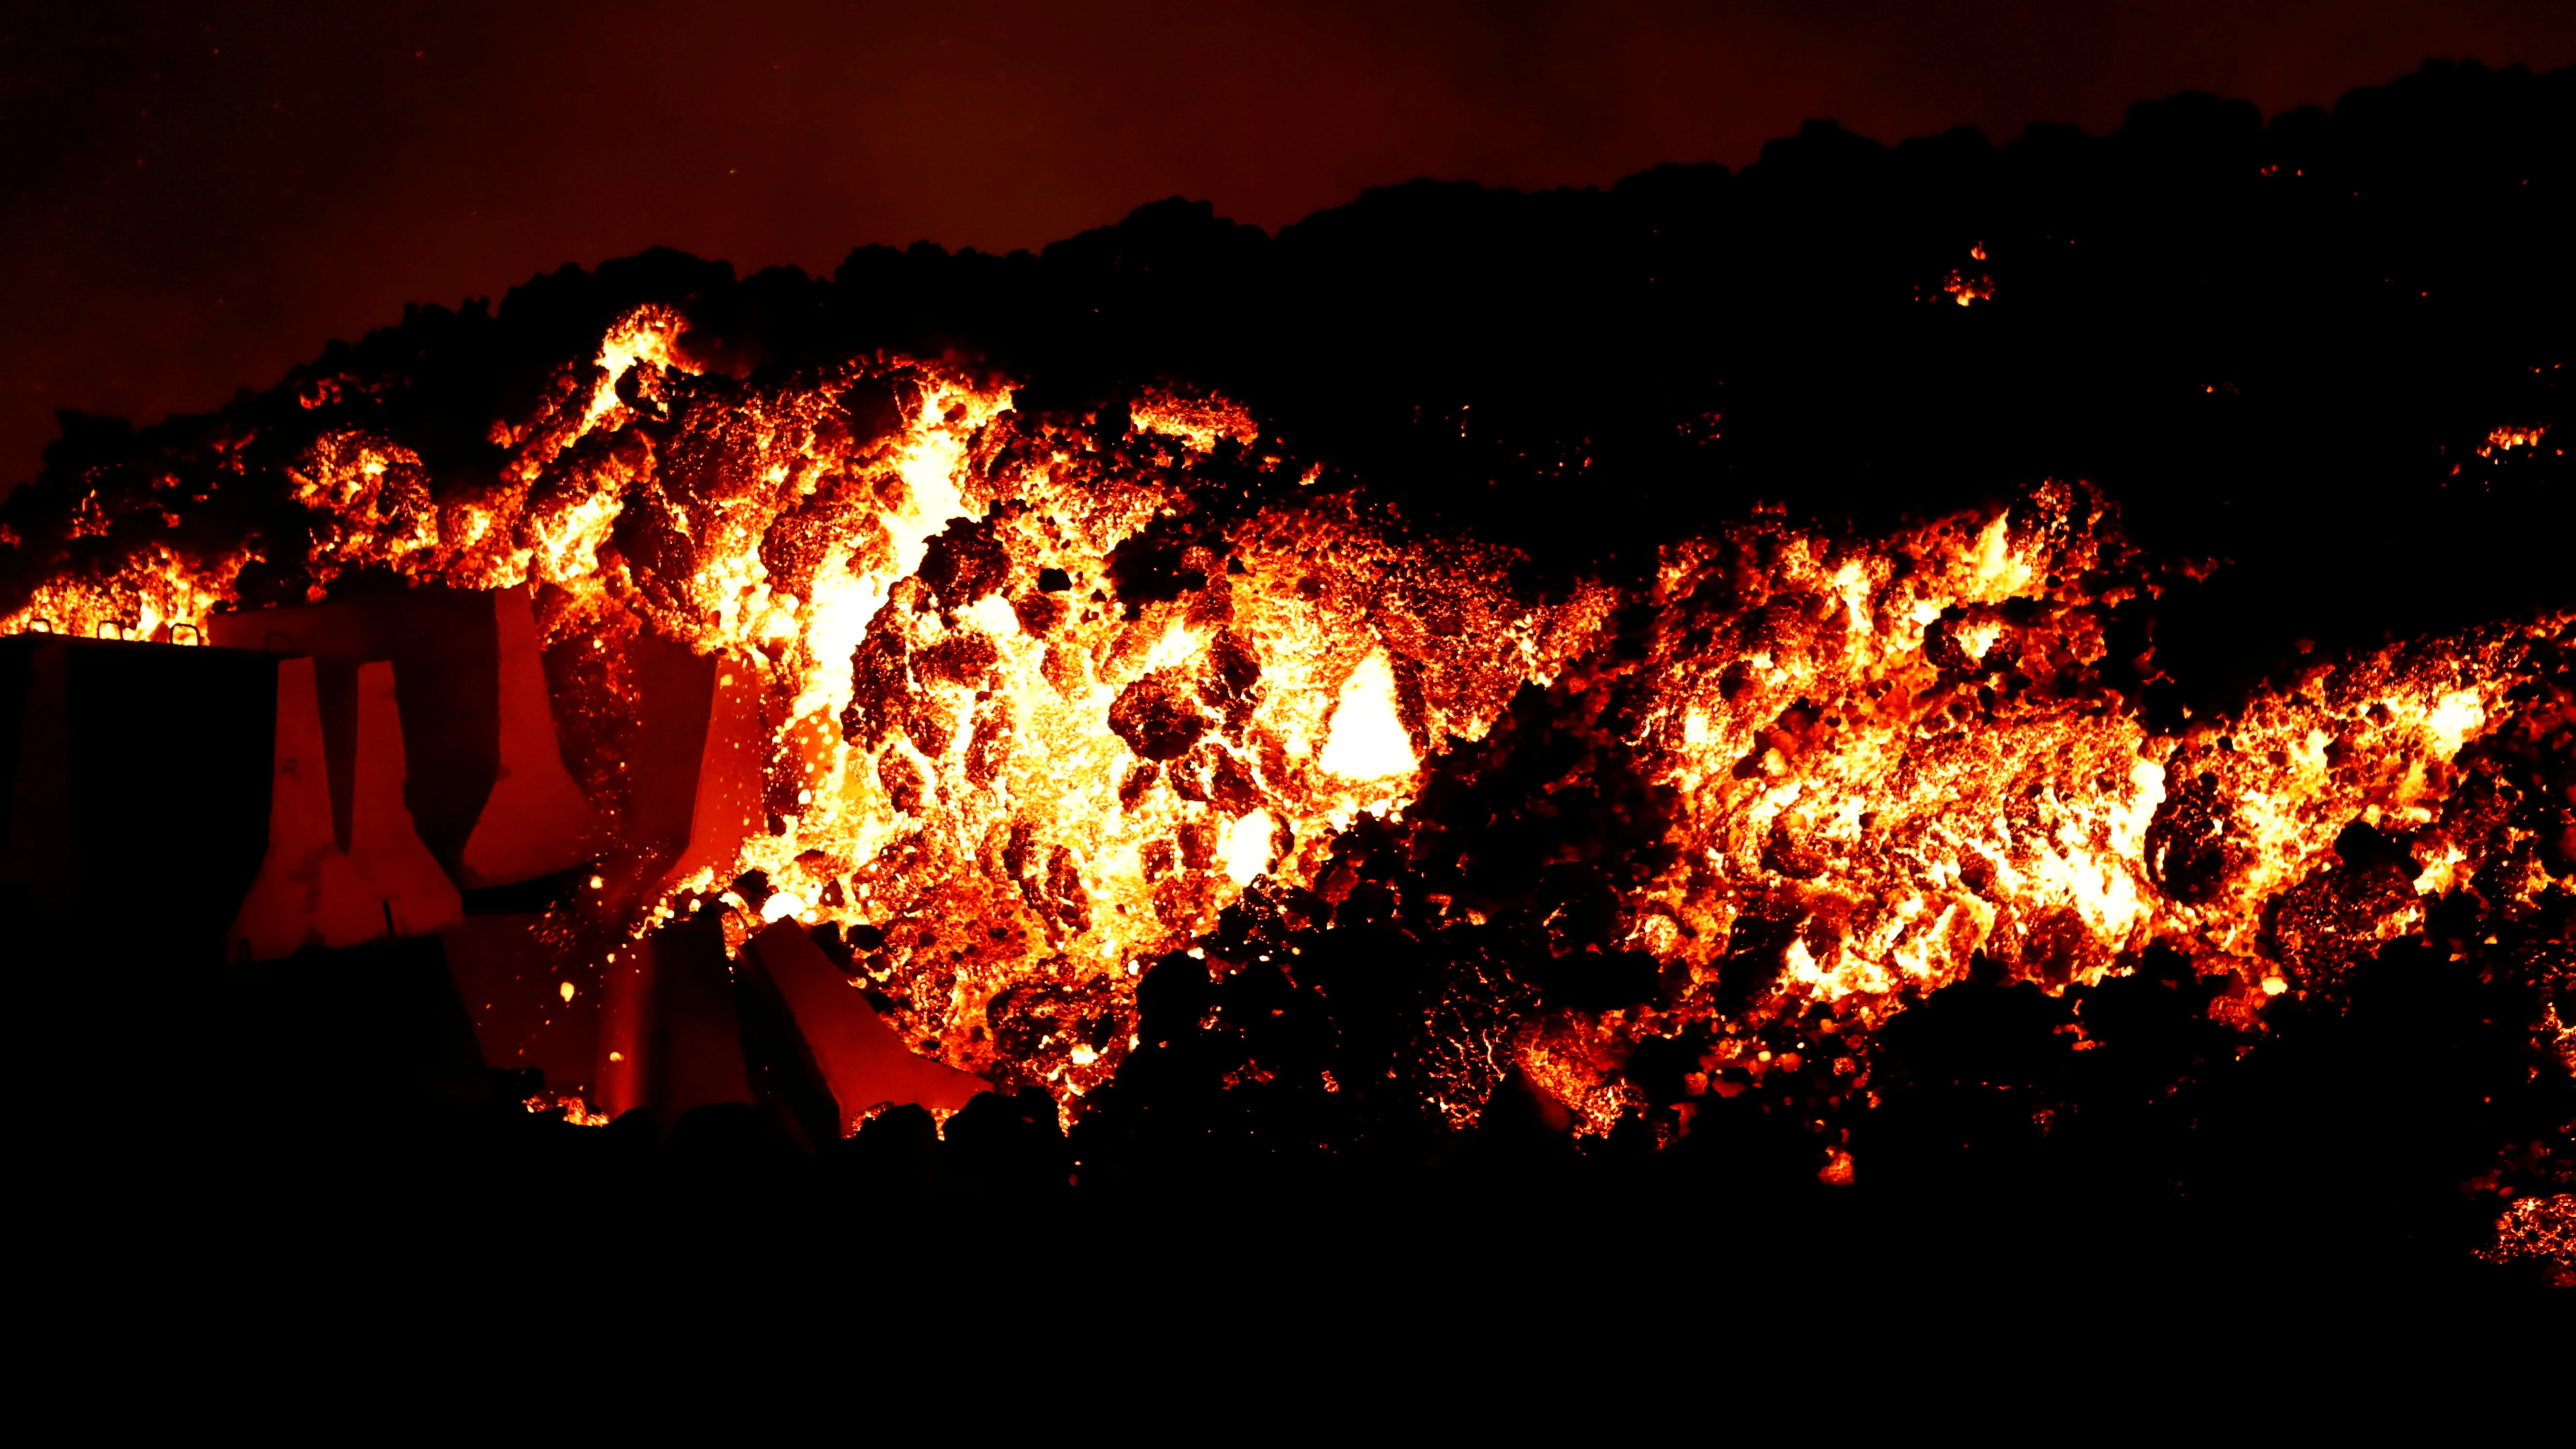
[227,656,389,960]
[13,343,1610,1109]
[2478,1192,2575,1276]
[1317,647,1417,781]
[41,297,2558,1137]
[459,586,596,887]
[744,919,988,1132]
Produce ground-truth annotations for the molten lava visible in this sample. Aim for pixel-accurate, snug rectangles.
[3,306,2566,1160]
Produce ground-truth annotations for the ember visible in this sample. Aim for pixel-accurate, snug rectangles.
[3,59,2567,1290]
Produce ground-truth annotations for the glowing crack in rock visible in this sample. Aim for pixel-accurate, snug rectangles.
[1318,648,1418,783]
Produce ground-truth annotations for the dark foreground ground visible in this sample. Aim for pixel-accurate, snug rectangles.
[18,889,2567,1313]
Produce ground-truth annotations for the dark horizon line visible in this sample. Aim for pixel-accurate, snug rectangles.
[98,55,2576,414]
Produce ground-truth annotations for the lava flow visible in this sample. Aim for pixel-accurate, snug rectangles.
[1376,478,2568,1135]
[3,62,2570,1284]
[6,304,2565,1142]
[2,312,1623,1109]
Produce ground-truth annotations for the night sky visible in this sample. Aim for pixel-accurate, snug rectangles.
[5,1,2571,492]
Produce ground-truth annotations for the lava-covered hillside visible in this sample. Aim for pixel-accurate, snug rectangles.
[2,59,2567,1289]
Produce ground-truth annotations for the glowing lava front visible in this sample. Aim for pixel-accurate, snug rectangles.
[4,308,2565,1135]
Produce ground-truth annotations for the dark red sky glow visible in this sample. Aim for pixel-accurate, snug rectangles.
[4,0,2571,489]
